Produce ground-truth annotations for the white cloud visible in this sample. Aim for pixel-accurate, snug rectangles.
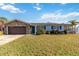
[10,3,15,5]
[60,3,67,5]
[41,12,79,19]
[33,3,41,11]
[39,11,79,23]
[36,3,40,6]
[0,3,25,13]
[66,12,79,17]
[34,6,41,11]
[0,3,5,6]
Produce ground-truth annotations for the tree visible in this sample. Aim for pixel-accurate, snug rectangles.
[69,20,77,33]
[0,17,8,24]
[0,17,8,31]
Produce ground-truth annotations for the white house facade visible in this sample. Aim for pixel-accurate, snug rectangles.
[31,23,71,34]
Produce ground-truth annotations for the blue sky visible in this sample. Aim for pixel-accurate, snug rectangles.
[0,3,79,23]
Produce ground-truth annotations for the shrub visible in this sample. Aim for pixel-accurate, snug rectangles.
[55,30,59,34]
[50,30,64,34]
[46,31,51,34]
[50,30,59,34]
[50,30,56,34]
[36,29,45,35]
[58,31,64,34]
[50,30,54,34]
[64,30,67,34]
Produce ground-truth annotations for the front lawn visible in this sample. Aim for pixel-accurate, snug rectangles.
[0,34,79,56]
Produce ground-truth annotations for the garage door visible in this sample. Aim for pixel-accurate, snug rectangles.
[8,26,26,34]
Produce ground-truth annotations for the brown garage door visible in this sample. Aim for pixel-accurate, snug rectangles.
[8,26,26,34]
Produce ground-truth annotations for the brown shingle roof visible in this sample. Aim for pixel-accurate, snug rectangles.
[5,19,31,26]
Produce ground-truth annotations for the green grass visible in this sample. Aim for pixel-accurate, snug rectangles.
[0,34,79,56]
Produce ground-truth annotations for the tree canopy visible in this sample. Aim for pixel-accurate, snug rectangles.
[0,17,8,24]
[69,20,77,26]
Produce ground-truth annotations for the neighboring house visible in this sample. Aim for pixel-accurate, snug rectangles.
[2,19,76,35]
[75,24,79,34]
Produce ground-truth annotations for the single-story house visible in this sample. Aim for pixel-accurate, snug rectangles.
[2,19,79,35]
[31,23,72,34]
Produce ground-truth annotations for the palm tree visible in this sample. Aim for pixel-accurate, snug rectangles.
[69,20,77,33]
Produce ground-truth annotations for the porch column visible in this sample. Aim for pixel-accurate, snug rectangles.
[6,26,8,35]
[67,26,70,33]
[28,26,31,34]
[35,25,37,35]
[26,26,30,34]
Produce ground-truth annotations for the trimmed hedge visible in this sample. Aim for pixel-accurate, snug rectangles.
[36,29,67,35]
[49,30,65,34]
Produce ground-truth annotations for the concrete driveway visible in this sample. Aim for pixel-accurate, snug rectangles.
[0,35,24,45]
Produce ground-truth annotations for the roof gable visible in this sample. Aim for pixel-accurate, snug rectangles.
[5,20,30,26]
